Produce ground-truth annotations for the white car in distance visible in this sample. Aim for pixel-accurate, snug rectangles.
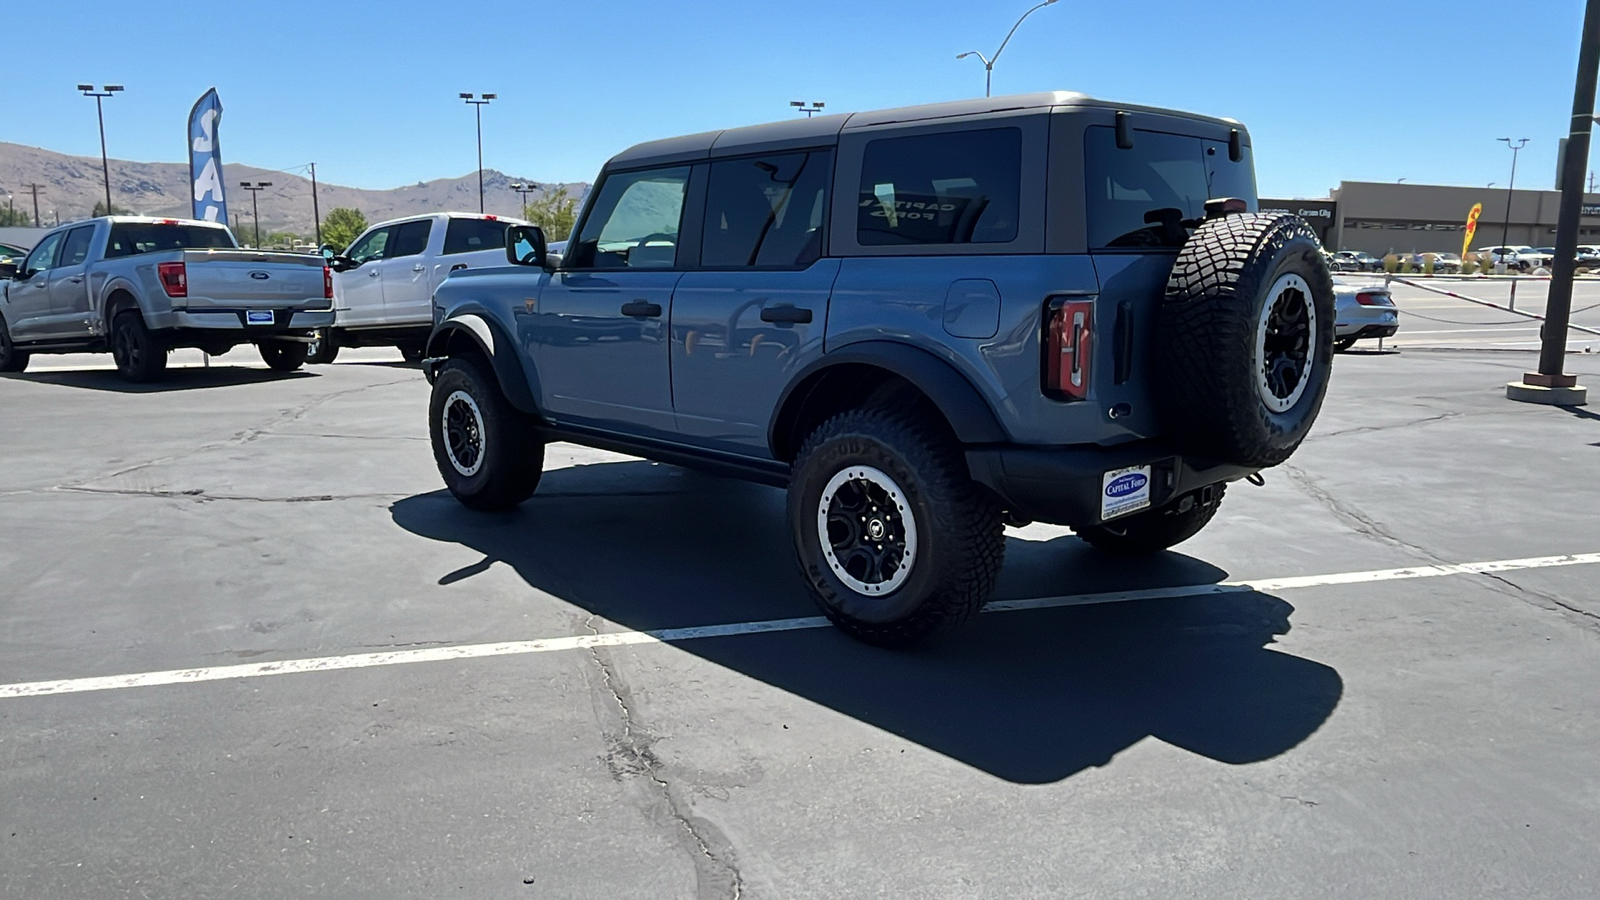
[312,212,527,363]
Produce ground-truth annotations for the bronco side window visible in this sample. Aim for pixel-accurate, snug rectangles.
[701,151,831,268]
[568,167,691,269]
[856,128,1021,246]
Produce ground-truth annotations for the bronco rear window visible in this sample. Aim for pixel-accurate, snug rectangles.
[104,223,237,258]
[1084,126,1256,250]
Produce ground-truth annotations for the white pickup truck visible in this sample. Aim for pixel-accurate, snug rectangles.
[310,212,526,363]
[0,216,333,381]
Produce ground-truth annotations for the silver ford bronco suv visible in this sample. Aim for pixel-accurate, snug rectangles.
[420,92,1335,646]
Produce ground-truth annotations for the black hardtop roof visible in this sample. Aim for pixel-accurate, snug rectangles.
[603,91,1246,171]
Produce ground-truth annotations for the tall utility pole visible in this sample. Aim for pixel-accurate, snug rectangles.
[789,101,826,117]
[1496,137,1529,252]
[308,162,323,247]
[460,93,496,214]
[239,181,271,248]
[1509,0,1598,406]
[24,183,44,227]
[509,181,538,216]
[78,84,124,215]
[957,0,1059,97]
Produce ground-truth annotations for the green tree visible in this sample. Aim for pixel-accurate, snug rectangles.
[523,186,578,241]
[0,205,34,227]
[91,200,134,217]
[322,208,368,252]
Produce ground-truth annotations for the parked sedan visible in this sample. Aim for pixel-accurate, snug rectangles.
[1333,279,1399,351]
[1330,250,1383,272]
[1426,251,1462,273]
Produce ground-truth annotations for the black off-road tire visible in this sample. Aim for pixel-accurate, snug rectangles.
[110,311,167,383]
[305,330,340,364]
[0,314,29,373]
[429,356,544,510]
[1157,213,1335,468]
[259,340,309,372]
[788,406,1005,648]
[1076,485,1226,555]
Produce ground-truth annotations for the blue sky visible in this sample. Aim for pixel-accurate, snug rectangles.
[7,0,1590,197]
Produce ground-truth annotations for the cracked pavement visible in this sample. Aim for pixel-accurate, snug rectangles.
[1,348,1599,898]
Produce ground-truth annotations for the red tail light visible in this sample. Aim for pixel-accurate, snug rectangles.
[1355,291,1389,306]
[157,261,187,298]
[1045,299,1093,400]
[323,265,334,299]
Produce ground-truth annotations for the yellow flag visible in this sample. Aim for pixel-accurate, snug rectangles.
[1461,203,1483,260]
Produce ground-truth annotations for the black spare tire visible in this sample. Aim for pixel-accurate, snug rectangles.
[1155,213,1335,468]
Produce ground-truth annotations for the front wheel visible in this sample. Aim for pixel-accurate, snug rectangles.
[111,311,167,382]
[305,330,340,364]
[1334,337,1358,352]
[788,406,1004,647]
[0,314,29,373]
[1076,484,1226,555]
[259,340,309,372]
[400,344,427,364]
[428,357,544,510]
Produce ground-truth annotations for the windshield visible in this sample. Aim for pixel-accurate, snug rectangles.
[104,223,238,258]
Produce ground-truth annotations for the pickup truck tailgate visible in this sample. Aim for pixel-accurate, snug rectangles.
[179,250,327,309]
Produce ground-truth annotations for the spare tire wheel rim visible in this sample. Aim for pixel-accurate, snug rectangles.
[1256,273,1317,414]
[816,465,918,597]
[442,390,486,477]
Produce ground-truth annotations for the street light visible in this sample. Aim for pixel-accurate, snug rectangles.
[77,84,124,216]
[1496,137,1529,251]
[789,101,826,118]
[957,0,1059,98]
[509,181,539,216]
[238,181,272,248]
[461,93,496,214]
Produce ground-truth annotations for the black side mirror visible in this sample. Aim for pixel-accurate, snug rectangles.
[329,255,357,272]
[0,261,17,280]
[506,225,548,268]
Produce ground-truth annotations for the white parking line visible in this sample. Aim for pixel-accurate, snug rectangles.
[3,551,1597,700]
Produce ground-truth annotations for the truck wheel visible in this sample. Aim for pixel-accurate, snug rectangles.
[788,406,1005,647]
[111,311,167,382]
[0,314,29,373]
[400,344,427,364]
[1076,484,1225,555]
[1157,213,1335,468]
[259,340,308,372]
[305,330,340,364]
[428,357,544,510]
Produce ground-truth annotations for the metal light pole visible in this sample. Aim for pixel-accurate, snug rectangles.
[510,181,539,217]
[460,93,496,214]
[1508,0,1599,406]
[1496,137,1529,251]
[957,0,1059,97]
[789,101,826,117]
[77,84,124,215]
[239,181,271,248]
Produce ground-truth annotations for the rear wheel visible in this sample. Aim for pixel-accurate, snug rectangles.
[0,314,29,373]
[429,357,544,510]
[401,344,427,364]
[1076,484,1226,555]
[111,311,167,382]
[259,340,308,372]
[788,405,1004,647]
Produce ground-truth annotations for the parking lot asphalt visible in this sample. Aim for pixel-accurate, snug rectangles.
[1362,276,1600,353]
[2,347,1598,899]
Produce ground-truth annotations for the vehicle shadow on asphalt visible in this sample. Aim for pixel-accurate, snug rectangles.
[389,461,1343,785]
[3,367,316,393]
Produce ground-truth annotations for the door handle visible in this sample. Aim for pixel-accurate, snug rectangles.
[69,276,84,283]
[759,305,813,324]
[413,264,425,272]
[368,269,381,277]
[620,300,663,318]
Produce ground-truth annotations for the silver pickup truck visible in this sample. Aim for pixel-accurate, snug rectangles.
[0,216,333,381]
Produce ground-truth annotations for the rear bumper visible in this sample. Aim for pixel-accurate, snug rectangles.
[965,441,1257,528]
[149,308,335,332]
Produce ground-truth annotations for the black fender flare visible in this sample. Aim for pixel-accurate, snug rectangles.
[425,311,541,416]
[768,340,1009,456]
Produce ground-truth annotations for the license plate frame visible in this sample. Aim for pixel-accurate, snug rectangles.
[1101,465,1153,521]
[245,310,275,326]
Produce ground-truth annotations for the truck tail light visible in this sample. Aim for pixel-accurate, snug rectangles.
[157,261,187,298]
[323,265,334,299]
[1045,299,1093,400]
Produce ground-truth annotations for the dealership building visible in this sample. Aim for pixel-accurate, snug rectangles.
[1264,181,1600,256]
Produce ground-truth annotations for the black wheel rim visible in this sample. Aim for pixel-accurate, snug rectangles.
[1257,275,1316,412]
[442,391,484,476]
[817,466,917,596]
[114,326,139,371]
